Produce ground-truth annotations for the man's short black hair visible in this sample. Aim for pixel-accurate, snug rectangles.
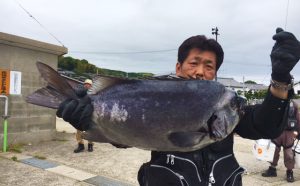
[177,35,224,71]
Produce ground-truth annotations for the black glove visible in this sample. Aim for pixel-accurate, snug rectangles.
[74,85,88,97]
[56,85,93,131]
[271,27,300,83]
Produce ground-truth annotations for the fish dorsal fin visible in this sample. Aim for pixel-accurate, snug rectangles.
[89,75,130,94]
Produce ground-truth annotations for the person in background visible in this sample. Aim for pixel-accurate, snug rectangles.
[262,100,300,182]
[73,79,94,153]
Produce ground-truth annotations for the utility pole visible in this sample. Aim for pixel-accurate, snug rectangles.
[243,76,245,96]
[212,27,220,81]
[212,27,219,41]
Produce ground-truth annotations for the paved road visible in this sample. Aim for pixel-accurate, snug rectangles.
[0,118,300,185]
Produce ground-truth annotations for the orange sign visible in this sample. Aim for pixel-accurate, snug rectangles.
[0,70,10,95]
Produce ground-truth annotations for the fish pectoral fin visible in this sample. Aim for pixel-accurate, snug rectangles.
[168,131,206,147]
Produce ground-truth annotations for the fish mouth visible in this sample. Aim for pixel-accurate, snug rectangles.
[236,96,247,117]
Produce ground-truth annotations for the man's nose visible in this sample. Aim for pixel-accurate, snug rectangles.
[194,66,204,79]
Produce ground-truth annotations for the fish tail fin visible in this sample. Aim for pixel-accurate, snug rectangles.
[26,61,78,109]
[26,86,67,109]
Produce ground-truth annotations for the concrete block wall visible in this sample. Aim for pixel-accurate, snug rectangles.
[0,32,67,147]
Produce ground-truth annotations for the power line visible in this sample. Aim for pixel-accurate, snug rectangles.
[212,26,220,81]
[69,49,177,54]
[14,0,65,47]
[69,52,272,67]
[223,61,270,67]
[285,0,290,29]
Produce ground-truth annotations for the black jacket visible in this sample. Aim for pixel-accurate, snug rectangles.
[138,89,289,186]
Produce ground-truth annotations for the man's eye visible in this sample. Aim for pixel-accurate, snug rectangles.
[206,65,214,70]
[190,62,198,66]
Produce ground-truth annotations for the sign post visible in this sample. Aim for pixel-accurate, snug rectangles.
[0,69,21,151]
[0,95,9,152]
[0,70,10,95]
[9,71,22,95]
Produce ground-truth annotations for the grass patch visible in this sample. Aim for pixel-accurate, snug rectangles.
[52,138,68,142]
[11,156,18,161]
[8,144,24,153]
[33,155,46,160]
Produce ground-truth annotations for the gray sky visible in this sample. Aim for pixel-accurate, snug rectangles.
[1,0,300,84]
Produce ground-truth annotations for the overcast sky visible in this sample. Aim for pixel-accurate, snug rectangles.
[1,0,300,84]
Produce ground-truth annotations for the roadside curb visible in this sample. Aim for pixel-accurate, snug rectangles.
[0,152,134,186]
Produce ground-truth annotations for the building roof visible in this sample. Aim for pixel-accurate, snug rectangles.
[217,77,268,91]
[245,83,268,91]
[217,77,244,88]
[0,32,67,55]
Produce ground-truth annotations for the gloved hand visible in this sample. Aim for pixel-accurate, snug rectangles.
[271,28,300,83]
[56,85,93,131]
[74,85,88,97]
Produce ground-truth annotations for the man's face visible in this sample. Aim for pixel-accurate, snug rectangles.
[176,48,217,80]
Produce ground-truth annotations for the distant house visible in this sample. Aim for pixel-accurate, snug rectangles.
[217,77,268,93]
[294,82,300,95]
[61,70,76,77]
[244,83,268,93]
[217,77,244,91]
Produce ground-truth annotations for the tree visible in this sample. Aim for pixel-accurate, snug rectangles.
[58,56,154,79]
[244,80,257,84]
[244,90,254,100]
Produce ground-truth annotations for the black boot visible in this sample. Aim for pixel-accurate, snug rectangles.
[262,166,277,177]
[88,143,93,152]
[74,143,84,153]
[286,170,294,182]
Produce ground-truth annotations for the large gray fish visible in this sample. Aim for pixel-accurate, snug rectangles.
[27,62,246,152]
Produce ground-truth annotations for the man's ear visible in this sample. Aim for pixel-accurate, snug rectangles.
[214,72,217,81]
[175,62,181,75]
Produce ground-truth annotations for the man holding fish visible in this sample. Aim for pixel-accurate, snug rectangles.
[28,27,300,185]
[136,28,299,186]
